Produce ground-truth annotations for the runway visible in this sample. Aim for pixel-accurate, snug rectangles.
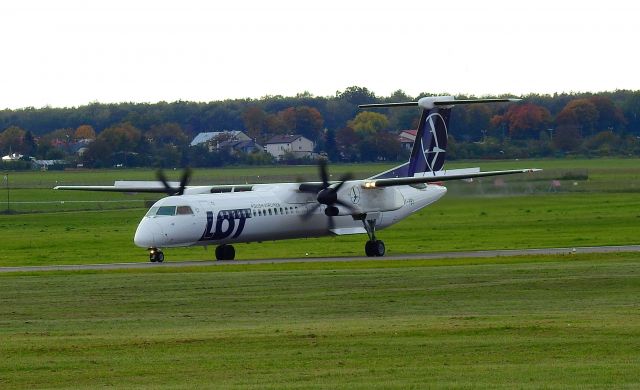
[2,245,639,273]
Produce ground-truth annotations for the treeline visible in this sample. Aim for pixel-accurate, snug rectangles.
[1,87,639,168]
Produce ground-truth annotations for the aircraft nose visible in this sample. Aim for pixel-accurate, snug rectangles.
[134,219,161,248]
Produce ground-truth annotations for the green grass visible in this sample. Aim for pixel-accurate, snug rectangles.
[3,157,639,214]
[3,157,638,189]
[1,254,639,388]
[2,158,640,388]
[1,192,639,266]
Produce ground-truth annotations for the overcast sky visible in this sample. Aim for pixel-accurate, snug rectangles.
[1,0,638,109]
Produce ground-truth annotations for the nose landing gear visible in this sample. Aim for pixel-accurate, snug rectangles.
[149,248,164,263]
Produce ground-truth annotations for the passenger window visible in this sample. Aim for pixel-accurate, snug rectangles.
[156,206,176,216]
[268,209,272,216]
[176,206,194,215]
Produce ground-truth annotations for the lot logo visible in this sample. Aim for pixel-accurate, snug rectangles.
[349,185,361,204]
[200,208,252,241]
[421,112,447,172]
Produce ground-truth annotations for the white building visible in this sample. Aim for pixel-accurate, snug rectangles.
[2,153,23,161]
[264,135,314,159]
[398,130,417,151]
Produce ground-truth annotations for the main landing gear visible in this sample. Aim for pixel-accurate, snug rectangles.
[215,244,235,261]
[362,216,385,257]
[149,247,164,263]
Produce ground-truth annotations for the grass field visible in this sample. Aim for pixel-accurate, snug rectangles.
[1,158,639,265]
[1,158,639,388]
[1,192,639,266]
[2,254,639,388]
[2,158,639,214]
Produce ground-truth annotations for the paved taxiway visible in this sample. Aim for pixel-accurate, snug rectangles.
[1,245,639,273]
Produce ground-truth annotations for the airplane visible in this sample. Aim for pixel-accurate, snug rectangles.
[55,96,540,262]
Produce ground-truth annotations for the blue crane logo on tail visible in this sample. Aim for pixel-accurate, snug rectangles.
[421,112,448,174]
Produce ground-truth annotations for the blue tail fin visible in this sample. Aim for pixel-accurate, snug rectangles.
[368,96,453,179]
[363,96,518,179]
[406,100,451,177]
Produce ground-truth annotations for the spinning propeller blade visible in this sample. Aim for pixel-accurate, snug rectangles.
[299,159,356,228]
[156,168,192,196]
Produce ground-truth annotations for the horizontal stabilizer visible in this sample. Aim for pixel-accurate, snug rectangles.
[360,98,520,109]
[363,169,541,188]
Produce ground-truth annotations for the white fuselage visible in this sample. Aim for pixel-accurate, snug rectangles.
[133,182,447,249]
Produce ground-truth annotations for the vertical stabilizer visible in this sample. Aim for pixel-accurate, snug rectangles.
[362,97,518,180]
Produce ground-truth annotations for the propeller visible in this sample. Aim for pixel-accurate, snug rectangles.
[299,159,356,229]
[157,168,192,196]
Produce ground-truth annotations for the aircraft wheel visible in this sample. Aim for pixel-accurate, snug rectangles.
[216,244,236,260]
[365,241,375,257]
[150,249,164,263]
[149,248,162,262]
[365,240,385,257]
[373,240,385,257]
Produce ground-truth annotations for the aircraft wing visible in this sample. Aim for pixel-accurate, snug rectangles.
[54,181,254,194]
[363,168,541,188]
[54,181,179,193]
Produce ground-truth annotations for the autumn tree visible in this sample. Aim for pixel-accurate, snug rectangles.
[74,125,96,140]
[347,111,390,135]
[494,104,551,139]
[142,123,188,168]
[0,126,26,154]
[242,106,266,142]
[336,126,359,161]
[583,130,621,156]
[146,123,187,146]
[588,96,626,131]
[555,99,599,136]
[98,122,141,151]
[277,106,324,141]
[40,128,74,145]
[83,122,143,167]
[81,138,113,168]
[553,124,582,151]
[264,113,287,136]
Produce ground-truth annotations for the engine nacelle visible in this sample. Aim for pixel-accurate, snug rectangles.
[336,185,404,214]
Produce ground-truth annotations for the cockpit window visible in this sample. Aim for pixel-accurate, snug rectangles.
[176,206,194,215]
[156,206,177,216]
[146,205,192,217]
